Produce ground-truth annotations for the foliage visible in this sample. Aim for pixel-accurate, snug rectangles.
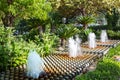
[0,27,29,70]
[84,29,93,36]
[75,45,120,80]
[90,25,120,31]
[56,24,80,46]
[56,24,80,40]
[76,16,95,29]
[34,31,59,57]
[105,8,120,27]
[105,44,120,58]
[49,11,62,25]
[92,29,120,40]
[49,0,120,19]
[15,18,52,40]
[0,0,51,27]
[0,26,58,71]
[107,30,120,39]
[76,28,93,42]
[90,25,120,39]
[0,27,11,69]
[90,25,110,30]
[22,24,59,57]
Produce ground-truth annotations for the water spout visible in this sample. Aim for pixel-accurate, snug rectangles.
[100,30,108,42]
[75,35,82,56]
[27,50,45,79]
[68,36,82,58]
[88,32,96,48]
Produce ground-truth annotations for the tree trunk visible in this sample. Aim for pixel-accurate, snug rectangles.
[50,23,55,33]
[80,7,86,16]
[2,13,14,27]
[60,38,64,47]
[83,24,88,30]
[38,26,43,34]
[1,0,14,27]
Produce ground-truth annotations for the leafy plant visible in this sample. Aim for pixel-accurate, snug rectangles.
[77,28,93,42]
[32,25,59,57]
[0,27,34,70]
[76,16,95,29]
[107,30,120,39]
[56,24,80,46]
[0,25,58,70]
[33,33,58,57]
[105,8,119,27]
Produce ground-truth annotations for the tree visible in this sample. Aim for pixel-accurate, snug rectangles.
[105,8,120,27]
[49,0,120,18]
[56,24,80,47]
[76,16,95,29]
[0,0,51,27]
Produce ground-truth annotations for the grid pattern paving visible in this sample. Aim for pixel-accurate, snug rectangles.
[0,53,99,80]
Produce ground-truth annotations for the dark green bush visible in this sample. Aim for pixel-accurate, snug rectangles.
[90,25,120,31]
[107,30,120,39]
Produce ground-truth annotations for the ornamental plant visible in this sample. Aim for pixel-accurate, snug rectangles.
[56,24,80,46]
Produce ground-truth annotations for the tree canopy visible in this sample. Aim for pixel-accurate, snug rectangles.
[0,0,51,27]
[49,0,120,18]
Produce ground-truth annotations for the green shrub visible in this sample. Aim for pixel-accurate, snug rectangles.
[97,58,120,76]
[0,27,29,70]
[56,24,80,46]
[33,33,58,57]
[76,16,95,29]
[76,59,120,80]
[105,45,120,58]
[107,30,120,39]
[90,25,120,31]
[0,26,58,71]
[77,28,93,42]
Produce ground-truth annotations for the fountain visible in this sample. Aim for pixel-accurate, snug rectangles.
[100,30,108,43]
[75,35,82,56]
[68,36,82,58]
[27,50,45,79]
[68,37,77,57]
[88,32,96,48]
